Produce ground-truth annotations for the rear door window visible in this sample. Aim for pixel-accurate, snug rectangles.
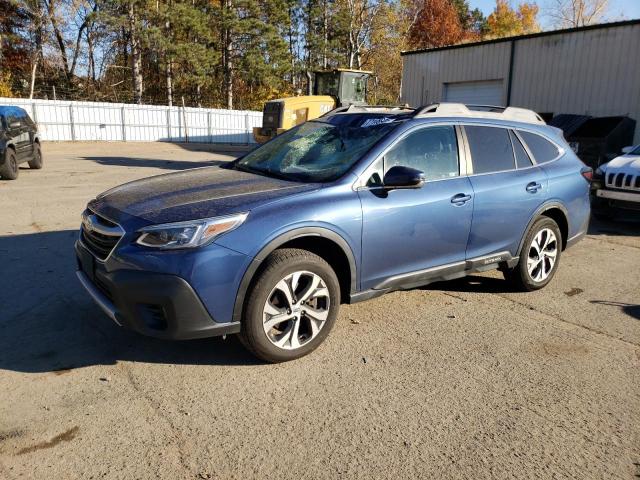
[510,131,533,168]
[465,126,515,174]
[6,111,20,129]
[518,131,560,163]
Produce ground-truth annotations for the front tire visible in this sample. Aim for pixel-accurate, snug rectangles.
[240,248,340,362]
[0,149,19,180]
[28,143,43,169]
[504,217,562,291]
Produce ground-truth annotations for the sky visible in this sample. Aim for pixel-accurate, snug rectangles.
[469,0,640,29]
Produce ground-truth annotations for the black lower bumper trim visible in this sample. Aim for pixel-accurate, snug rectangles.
[76,243,239,339]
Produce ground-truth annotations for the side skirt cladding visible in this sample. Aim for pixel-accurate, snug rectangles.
[349,251,518,304]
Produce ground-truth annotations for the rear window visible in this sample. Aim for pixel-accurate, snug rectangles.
[466,126,515,174]
[518,131,560,163]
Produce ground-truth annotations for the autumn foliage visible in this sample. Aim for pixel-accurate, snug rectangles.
[485,0,540,38]
[0,0,547,107]
[408,0,470,50]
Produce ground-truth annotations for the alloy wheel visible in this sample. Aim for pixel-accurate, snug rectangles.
[527,228,558,282]
[262,270,330,350]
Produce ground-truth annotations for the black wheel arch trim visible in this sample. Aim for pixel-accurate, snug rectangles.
[231,227,358,323]
[517,201,569,256]
[2,143,16,166]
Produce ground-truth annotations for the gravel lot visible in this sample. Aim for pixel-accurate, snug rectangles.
[0,141,639,479]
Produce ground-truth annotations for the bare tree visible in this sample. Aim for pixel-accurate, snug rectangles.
[548,0,611,27]
[344,0,380,69]
[20,0,46,98]
[42,0,98,80]
[127,0,143,103]
[221,0,233,109]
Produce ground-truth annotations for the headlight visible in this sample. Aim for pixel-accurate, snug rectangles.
[136,212,248,249]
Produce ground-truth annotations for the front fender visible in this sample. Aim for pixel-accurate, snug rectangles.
[230,225,358,323]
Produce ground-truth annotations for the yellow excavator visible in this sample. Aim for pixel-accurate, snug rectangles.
[253,68,372,143]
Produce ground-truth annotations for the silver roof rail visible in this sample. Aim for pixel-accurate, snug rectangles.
[414,103,545,125]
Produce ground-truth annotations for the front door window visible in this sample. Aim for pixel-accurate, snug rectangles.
[384,125,459,181]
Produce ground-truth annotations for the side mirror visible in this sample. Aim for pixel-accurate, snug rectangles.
[621,146,634,154]
[383,166,426,189]
[9,122,21,129]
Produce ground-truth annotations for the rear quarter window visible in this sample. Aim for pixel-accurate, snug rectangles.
[518,131,560,163]
[510,130,533,168]
[23,114,35,127]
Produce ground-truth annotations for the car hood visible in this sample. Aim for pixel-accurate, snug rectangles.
[89,165,319,227]
[604,154,640,173]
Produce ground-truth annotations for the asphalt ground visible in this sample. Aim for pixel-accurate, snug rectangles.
[0,141,639,479]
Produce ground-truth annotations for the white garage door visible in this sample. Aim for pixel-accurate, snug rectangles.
[444,80,504,106]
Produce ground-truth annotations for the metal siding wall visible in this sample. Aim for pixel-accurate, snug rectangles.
[0,97,262,144]
[510,24,640,143]
[401,42,511,106]
[402,23,640,143]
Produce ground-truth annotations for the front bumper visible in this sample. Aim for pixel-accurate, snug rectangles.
[75,241,241,339]
[596,189,640,203]
[594,188,640,212]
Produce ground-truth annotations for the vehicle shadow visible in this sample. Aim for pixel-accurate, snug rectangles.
[423,274,516,294]
[170,142,256,154]
[589,300,640,320]
[79,142,253,171]
[588,214,640,237]
[0,230,260,374]
[427,276,640,322]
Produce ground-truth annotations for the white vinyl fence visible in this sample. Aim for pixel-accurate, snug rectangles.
[0,97,262,144]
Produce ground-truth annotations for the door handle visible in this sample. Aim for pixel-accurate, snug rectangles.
[526,182,542,193]
[451,193,472,205]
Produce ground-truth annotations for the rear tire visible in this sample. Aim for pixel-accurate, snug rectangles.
[28,143,43,169]
[0,149,18,180]
[239,248,340,362]
[504,217,562,291]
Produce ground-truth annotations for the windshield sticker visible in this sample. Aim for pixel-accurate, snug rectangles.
[360,117,395,128]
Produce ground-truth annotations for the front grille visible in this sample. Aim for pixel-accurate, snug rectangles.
[81,210,124,261]
[606,171,640,192]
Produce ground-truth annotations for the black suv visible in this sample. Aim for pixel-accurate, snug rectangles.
[0,106,43,180]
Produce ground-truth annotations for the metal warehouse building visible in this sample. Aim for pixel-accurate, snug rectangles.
[400,20,640,144]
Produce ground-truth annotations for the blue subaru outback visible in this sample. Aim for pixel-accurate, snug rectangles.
[76,103,591,362]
